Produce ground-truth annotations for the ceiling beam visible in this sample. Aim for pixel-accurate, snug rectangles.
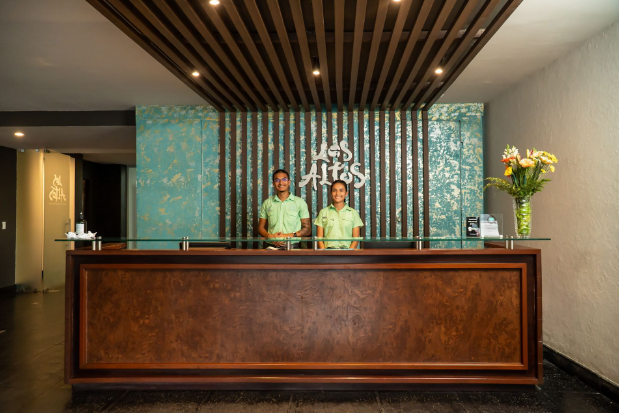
[414,0,501,110]
[176,0,272,111]
[404,0,484,111]
[266,0,310,110]
[359,0,391,110]
[244,0,299,111]
[348,0,367,109]
[85,0,225,111]
[124,0,246,110]
[392,0,457,109]
[379,0,434,111]
[154,0,263,112]
[334,0,345,111]
[369,0,413,111]
[220,0,287,110]
[425,0,525,108]
[289,0,321,109]
[312,0,332,110]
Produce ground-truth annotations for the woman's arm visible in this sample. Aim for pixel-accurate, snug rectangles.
[349,226,360,249]
[316,225,325,249]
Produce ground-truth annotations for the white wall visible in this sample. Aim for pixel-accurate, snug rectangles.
[485,22,619,384]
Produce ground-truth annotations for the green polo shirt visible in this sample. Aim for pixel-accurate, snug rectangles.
[314,204,364,249]
[259,194,310,236]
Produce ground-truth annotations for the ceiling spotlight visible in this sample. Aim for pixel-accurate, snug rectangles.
[393,0,402,2]
[312,56,320,76]
[191,71,200,77]
[15,132,24,137]
[435,67,443,74]
[209,0,220,5]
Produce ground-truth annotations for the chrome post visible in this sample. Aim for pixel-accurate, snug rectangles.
[505,237,510,249]
[91,236,102,251]
[313,241,317,251]
[181,237,189,251]
[416,236,423,251]
[510,236,515,250]
[286,237,292,251]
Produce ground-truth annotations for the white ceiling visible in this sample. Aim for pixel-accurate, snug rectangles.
[442,0,619,103]
[1,0,618,162]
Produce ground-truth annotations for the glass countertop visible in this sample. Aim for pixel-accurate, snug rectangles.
[56,236,550,242]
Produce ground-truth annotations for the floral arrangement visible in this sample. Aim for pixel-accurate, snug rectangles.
[485,145,558,198]
[485,145,558,237]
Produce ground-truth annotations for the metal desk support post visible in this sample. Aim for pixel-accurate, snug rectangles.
[91,237,102,251]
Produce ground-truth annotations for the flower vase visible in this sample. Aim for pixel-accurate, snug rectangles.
[514,197,532,238]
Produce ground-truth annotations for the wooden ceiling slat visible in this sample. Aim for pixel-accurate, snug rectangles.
[221,1,287,110]
[155,0,263,112]
[359,0,390,111]
[392,0,457,110]
[404,0,484,111]
[379,0,434,111]
[425,0,524,108]
[266,0,310,110]
[348,0,367,108]
[415,0,501,109]
[334,0,345,111]
[311,0,332,110]
[176,0,272,111]
[124,0,244,110]
[84,0,224,111]
[289,0,321,109]
[244,0,299,111]
[369,0,413,111]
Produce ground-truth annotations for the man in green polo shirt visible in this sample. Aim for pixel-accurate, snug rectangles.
[258,169,311,248]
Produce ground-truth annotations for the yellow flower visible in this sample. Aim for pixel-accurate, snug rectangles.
[519,158,535,168]
[504,166,513,176]
[549,165,555,172]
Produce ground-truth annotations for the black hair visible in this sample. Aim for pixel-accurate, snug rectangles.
[331,180,348,192]
[272,169,290,182]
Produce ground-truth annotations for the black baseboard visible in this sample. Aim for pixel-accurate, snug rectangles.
[0,284,17,296]
[544,345,619,403]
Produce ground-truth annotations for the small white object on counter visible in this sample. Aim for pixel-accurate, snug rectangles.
[65,231,98,240]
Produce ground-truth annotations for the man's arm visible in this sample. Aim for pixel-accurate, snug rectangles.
[257,218,270,237]
[298,218,312,237]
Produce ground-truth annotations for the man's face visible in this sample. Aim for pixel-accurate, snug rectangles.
[273,172,290,193]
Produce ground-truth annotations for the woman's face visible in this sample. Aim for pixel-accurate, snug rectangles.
[331,183,347,203]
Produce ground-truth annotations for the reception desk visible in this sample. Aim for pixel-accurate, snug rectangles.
[64,243,543,389]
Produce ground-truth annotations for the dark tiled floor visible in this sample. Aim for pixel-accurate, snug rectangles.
[1,291,617,413]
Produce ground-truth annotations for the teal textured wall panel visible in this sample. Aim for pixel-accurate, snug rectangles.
[136,104,484,244]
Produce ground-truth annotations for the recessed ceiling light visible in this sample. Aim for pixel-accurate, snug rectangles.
[15,132,24,137]
[209,0,220,5]
[435,67,443,74]
[393,0,402,2]
[191,71,200,77]
[312,56,320,76]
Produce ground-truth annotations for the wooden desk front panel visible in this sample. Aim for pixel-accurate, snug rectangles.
[79,263,527,371]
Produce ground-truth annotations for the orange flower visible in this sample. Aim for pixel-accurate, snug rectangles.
[519,158,535,168]
[501,156,515,163]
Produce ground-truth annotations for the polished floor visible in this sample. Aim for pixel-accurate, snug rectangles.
[0,290,617,413]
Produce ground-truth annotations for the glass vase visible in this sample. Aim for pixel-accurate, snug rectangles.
[513,197,532,238]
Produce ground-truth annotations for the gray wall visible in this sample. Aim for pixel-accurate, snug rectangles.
[0,146,17,289]
[485,22,619,384]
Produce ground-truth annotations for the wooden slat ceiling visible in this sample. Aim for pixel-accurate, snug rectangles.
[87,0,522,112]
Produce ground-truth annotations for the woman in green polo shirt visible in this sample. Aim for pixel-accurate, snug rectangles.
[314,180,364,249]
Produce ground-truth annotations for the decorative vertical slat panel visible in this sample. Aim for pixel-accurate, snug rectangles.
[321,106,328,209]
[219,112,226,237]
[422,110,429,244]
[225,111,232,237]
[261,112,267,207]
[347,109,355,209]
[241,112,248,238]
[401,110,407,237]
[392,110,400,237]
[252,112,258,237]
[279,109,285,170]
[363,108,370,235]
[369,110,376,237]
[202,112,220,238]
[311,109,318,231]
[380,111,386,237]
[291,110,298,196]
[412,110,419,237]
[267,109,275,193]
